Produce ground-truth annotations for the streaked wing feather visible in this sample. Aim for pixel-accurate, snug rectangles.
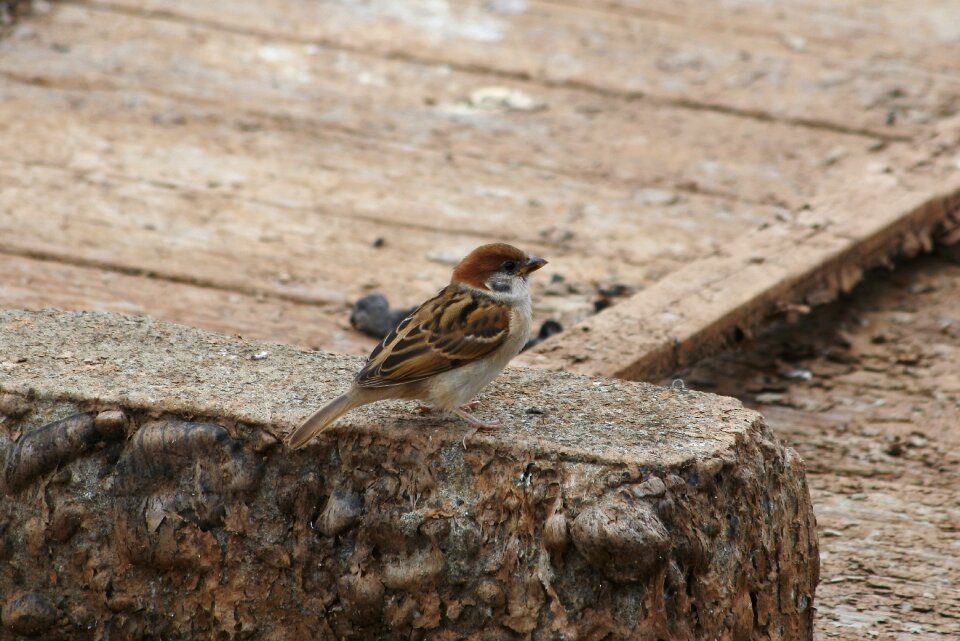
[356,287,509,388]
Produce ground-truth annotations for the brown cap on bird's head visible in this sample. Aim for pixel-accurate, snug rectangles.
[451,243,547,290]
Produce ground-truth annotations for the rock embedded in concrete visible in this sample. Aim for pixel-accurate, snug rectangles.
[2,592,57,637]
[570,494,671,583]
[0,310,819,640]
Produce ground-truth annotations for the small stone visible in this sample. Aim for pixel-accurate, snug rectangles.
[467,86,546,112]
[632,188,679,206]
[571,495,670,582]
[780,34,807,51]
[632,477,666,498]
[2,592,57,637]
[315,488,363,536]
[94,409,128,439]
[0,393,30,419]
[350,293,414,339]
[522,319,563,351]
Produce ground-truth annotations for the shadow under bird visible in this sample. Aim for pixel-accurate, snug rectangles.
[286,243,547,449]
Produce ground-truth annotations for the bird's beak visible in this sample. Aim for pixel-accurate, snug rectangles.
[519,255,547,276]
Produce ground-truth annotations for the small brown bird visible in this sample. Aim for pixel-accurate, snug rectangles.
[286,243,547,449]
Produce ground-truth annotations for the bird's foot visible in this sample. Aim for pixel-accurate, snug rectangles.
[418,401,481,415]
[454,407,500,449]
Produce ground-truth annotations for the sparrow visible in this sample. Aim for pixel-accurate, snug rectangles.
[286,243,547,449]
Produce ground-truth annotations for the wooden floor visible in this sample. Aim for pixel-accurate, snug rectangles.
[3,1,960,637]
[676,255,960,639]
[2,0,958,358]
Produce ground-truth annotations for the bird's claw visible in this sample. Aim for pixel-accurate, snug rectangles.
[454,407,500,449]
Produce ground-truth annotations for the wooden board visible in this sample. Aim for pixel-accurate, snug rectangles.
[0,3,879,209]
[0,253,375,355]
[520,122,960,380]
[560,0,960,72]
[88,0,960,138]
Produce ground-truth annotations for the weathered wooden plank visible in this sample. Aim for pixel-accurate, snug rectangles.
[0,253,374,355]
[0,80,782,253]
[0,159,483,303]
[0,76,790,337]
[85,0,960,137]
[0,156,649,336]
[519,124,960,380]
[0,4,876,208]
[556,0,960,73]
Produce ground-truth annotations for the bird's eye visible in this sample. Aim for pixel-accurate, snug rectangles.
[502,260,518,273]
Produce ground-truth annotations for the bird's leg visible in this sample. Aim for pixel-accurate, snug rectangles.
[453,407,499,430]
[454,407,500,450]
[419,401,480,414]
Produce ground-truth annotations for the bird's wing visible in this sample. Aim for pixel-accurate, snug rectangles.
[356,286,511,388]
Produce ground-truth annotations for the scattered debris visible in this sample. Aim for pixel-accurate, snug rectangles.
[250,350,272,361]
[632,188,680,206]
[593,282,633,313]
[467,86,546,112]
[544,273,580,296]
[349,293,415,339]
[596,283,631,298]
[593,298,613,313]
[780,368,813,381]
[522,319,563,351]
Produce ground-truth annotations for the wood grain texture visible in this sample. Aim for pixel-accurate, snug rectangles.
[520,121,960,380]
[88,0,960,137]
[0,253,375,355]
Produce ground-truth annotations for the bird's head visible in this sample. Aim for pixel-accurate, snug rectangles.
[452,243,547,294]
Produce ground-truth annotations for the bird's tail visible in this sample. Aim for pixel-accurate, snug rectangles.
[286,392,363,449]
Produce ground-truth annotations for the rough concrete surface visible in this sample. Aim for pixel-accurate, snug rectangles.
[0,310,817,639]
